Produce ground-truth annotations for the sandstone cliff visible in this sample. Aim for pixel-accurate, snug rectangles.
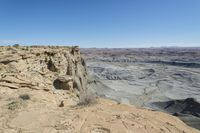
[0,46,88,106]
[0,46,199,133]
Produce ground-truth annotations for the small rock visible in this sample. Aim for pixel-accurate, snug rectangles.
[59,101,64,107]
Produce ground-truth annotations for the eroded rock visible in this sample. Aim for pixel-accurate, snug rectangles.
[0,46,88,103]
[53,76,73,90]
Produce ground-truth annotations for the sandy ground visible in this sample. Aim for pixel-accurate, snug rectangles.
[0,94,199,133]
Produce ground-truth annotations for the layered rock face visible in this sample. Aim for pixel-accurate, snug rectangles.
[0,46,87,105]
[0,46,199,133]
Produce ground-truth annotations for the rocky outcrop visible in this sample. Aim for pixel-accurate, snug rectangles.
[0,46,88,105]
[0,46,199,132]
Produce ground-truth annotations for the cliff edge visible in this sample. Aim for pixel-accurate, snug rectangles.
[0,46,199,133]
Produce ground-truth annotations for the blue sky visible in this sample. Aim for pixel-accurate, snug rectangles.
[0,0,200,47]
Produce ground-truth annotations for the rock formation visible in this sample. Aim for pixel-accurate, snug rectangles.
[0,46,88,106]
[0,46,199,132]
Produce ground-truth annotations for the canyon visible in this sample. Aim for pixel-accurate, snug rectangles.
[81,47,200,130]
[0,46,199,133]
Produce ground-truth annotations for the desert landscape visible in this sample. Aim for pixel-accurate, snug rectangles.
[1,0,200,132]
[81,47,200,130]
[0,46,199,133]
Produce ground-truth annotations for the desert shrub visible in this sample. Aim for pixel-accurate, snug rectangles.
[13,44,20,47]
[19,94,30,100]
[77,91,97,106]
[8,95,29,110]
[8,100,23,110]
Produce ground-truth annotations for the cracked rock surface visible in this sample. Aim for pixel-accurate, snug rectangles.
[0,46,199,133]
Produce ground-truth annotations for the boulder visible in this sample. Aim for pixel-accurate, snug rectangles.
[53,76,73,91]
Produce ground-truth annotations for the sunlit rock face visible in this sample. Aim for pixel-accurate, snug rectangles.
[0,46,199,133]
[0,46,88,105]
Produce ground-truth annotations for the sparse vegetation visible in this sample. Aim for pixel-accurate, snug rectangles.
[77,91,97,106]
[13,44,20,47]
[19,94,30,100]
[7,100,23,110]
[7,95,29,110]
